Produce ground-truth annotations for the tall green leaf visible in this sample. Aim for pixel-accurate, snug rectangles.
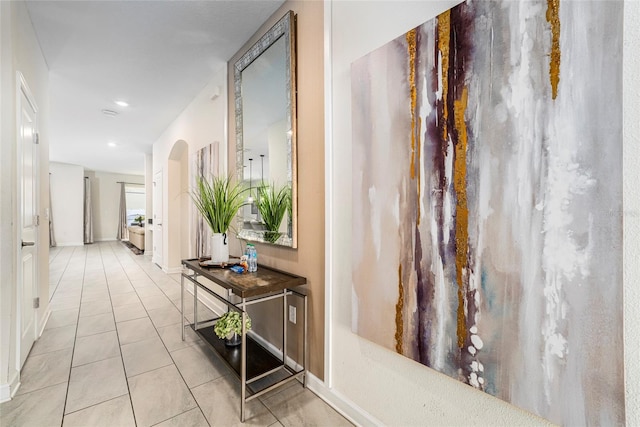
[257,183,289,233]
[190,175,247,234]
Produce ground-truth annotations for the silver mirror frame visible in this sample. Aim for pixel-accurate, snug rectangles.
[234,11,297,248]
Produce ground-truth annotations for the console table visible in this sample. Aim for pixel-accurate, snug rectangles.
[180,258,307,422]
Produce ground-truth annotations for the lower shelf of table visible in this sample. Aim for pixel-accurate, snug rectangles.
[191,323,300,394]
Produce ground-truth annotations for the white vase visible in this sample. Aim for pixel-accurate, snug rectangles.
[210,233,229,263]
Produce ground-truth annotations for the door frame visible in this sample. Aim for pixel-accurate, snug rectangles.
[15,71,39,371]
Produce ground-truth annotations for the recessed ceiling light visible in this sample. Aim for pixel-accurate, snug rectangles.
[102,109,119,117]
[108,142,117,147]
[114,100,129,107]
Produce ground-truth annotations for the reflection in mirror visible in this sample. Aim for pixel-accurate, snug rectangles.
[235,11,296,247]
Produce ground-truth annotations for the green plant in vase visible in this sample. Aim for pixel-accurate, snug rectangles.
[190,175,246,262]
[214,311,252,346]
[257,183,289,243]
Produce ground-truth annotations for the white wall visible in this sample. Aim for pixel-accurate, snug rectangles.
[0,0,50,401]
[50,165,145,244]
[88,170,144,241]
[326,1,640,426]
[152,68,227,271]
[623,0,640,421]
[49,162,84,246]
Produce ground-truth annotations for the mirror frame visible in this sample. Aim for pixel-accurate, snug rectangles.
[234,11,297,248]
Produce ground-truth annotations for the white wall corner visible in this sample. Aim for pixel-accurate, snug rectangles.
[305,373,383,427]
[0,371,20,403]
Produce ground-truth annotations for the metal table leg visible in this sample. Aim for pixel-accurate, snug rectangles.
[181,273,185,341]
[194,279,198,331]
[283,289,288,369]
[304,293,308,387]
[241,298,247,422]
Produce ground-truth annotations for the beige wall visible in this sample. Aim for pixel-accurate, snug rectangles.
[227,0,325,378]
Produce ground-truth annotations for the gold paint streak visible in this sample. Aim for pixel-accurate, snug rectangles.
[407,29,417,180]
[395,264,404,354]
[417,116,421,225]
[546,0,561,99]
[453,87,469,349]
[438,11,451,141]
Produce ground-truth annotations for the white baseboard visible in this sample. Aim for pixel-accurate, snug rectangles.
[38,306,52,337]
[193,292,377,426]
[0,371,20,403]
[181,278,379,427]
[55,242,85,247]
[0,383,10,403]
[163,266,182,275]
[305,374,382,427]
[94,238,117,242]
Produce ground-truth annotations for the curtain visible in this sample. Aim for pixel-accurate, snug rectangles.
[83,177,94,244]
[49,173,56,247]
[116,182,128,240]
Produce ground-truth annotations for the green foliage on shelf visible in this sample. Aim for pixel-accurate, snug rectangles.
[213,311,252,339]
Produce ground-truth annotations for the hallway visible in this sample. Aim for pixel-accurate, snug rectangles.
[0,242,350,427]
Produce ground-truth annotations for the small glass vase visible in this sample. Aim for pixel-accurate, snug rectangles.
[225,332,241,347]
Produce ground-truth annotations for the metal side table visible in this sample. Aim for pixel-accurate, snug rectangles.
[180,258,308,422]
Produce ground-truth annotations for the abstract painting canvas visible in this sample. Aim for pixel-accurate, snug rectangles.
[192,142,219,258]
[351,1,624,424]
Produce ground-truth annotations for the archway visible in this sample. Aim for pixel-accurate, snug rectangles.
[167,140,190,272]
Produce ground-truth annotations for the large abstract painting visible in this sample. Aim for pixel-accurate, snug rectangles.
[192,142,219,258]
[351,1,624,424]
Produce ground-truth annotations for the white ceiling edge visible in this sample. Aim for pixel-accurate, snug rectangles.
[26,0,285,175]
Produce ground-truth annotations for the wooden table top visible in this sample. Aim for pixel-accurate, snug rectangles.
[181,258,307,298]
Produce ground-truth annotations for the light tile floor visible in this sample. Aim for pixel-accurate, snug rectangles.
[1,242,352,427]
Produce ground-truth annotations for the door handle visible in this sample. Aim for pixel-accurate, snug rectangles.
[21,241,35,247]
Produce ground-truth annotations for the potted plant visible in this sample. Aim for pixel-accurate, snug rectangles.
[191,175,246,263]
[134,215,145,226]
[257,183,289,243]
[214,311,252,346]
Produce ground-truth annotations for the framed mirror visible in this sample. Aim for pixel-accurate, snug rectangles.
[235,11,297,248]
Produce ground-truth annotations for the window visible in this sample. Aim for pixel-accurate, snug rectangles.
[125,185,145,226]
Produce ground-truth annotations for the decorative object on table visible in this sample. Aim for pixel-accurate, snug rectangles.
[214,311,252,346]
[257,183,288,243]
[198,256,240,268]
[191,175,246,263]
[245,244,257,272]
[239,255,249,272]
[350,1,623,425]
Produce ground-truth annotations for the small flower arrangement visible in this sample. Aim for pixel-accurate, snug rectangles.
[214,311,252,339]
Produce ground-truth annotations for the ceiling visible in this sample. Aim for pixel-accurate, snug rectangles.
[25,0,285,176]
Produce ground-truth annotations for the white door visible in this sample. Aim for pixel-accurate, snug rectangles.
[18,74,39,368]
[152,170,163,266]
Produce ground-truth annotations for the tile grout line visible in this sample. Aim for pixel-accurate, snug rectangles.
[48,246,78,308]
[110,241,212,427]
[121,242,286,426]
[99,240,140,427]
[59,245,88,426]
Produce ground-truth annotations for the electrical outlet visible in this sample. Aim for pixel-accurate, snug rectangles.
[289,305,296,324]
